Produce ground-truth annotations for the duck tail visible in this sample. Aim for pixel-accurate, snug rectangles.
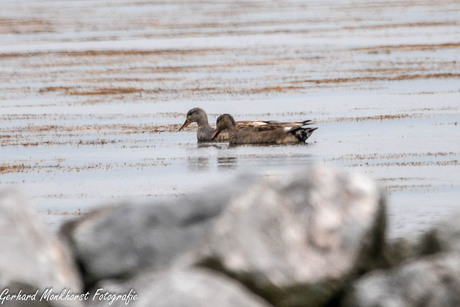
[301,119,314,125]
[290,126,318,143]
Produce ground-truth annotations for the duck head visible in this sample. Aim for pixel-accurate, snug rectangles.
[211,114,237,140]
[179,107,208,131]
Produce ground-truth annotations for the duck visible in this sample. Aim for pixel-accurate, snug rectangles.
[179,108,222,142]
[179,107,314,142]
[211,114,318,144]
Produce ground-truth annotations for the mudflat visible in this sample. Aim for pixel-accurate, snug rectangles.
[0,0,459,238]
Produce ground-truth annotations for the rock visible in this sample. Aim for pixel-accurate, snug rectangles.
[383,237,418,267]
[418,211,460,254]
[0,189,82,307]
[192,166,386,307]
[383,230,444,268]
[383,210,460,269]
[89,268,270,307]
[342,252,460,307]
[61,174,257,287]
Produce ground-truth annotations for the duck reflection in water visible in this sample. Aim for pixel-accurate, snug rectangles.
[187,156,210,171]
[217,156,237,169]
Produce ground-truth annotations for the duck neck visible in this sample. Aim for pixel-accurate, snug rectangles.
[227,125,238,132]
[195,115,209,127]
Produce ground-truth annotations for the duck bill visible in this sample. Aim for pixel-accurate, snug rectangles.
[211,129,222,140]
[179,120,191,131]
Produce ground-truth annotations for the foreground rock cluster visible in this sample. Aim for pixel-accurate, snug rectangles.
[1,166,459,306]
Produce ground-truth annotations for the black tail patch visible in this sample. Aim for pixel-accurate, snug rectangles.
[290,127,318,143]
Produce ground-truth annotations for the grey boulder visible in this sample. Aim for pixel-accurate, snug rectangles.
[0,189,82,307]
[192,166,386,306]
[89,268,270,307]
[343,252,460,307]
[61,174,257,286]
[420,210,460,254]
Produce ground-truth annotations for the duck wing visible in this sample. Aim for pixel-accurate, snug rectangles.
[264,119,314,127]
[236,120,272,128]
[236,119,314,129]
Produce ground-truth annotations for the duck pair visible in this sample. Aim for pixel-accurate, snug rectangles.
[179,108,318,145]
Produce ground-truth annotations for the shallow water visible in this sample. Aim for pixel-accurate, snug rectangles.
[0,0,459,238]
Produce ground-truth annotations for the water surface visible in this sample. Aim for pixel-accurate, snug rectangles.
[0,0,459,238]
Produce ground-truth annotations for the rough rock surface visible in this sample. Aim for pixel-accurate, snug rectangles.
[192,166,386,306]
[0,189,82,307]
[90,268,270,307]
[61,174,257,286]
[343,252,460,307]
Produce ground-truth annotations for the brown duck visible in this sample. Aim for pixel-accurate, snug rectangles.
[179,107,314,142]
[211,114,318,144]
